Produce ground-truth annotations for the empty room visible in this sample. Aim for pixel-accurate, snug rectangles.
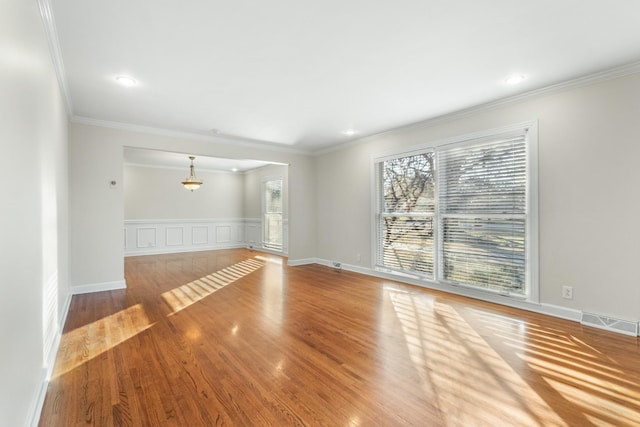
[3,1,640,426]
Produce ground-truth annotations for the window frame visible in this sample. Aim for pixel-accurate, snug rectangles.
[375,148,437,279]
[261,175,284,252]
[371,121,539,302]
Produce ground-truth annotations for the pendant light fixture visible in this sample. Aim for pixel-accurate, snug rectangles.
[182,156,203,192]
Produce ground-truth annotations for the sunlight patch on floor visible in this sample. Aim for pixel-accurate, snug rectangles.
[254,254,283,265]
[54,257,266,378]
[525,356,640,425]
[162,258,265,314]
[470,309,640,426]
[388,290,565,426]
[52,303,154,378]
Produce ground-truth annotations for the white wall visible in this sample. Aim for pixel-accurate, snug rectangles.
[123,163,293,255]
[124,164,244,219]
[0,0,70,425]
[69,127,125,290]
[69,124,316,291]
[316,72,640,323]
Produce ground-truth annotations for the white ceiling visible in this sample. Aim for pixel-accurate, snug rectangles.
[123,148,277,172]
[50,0,640,153]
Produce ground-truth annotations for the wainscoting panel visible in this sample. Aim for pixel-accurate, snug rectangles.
[216,225,231,243]
[136,227,157,249]
[245,221,259,246]
[166,227,184,246]
[236,224,245,243]
[192,226,209,245]
[125,219,271,256]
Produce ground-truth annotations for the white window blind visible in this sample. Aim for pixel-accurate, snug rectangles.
[438,135,527,294]
[377,151,435,277]
[374,125,535,298]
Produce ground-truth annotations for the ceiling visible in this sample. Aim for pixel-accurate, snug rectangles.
[123,148,277,172]
[50,0,640,153]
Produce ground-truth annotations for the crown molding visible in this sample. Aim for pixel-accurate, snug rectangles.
[38,0,640,158]
[37,0,73,116]
[71,116,311,156]
[123,161,262,175]
[313,60,640,156]
[123,162,235,174]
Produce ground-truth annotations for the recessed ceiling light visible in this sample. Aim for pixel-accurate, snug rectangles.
[231,168,238,172]
[341,128,359,136]
[115,75,137,86]
[504,74,526,85]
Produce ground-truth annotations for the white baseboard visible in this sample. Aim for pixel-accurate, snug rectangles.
[71,279,127,295]
[29,292,73,427]
[28,367,47,427]
[313,258,583,325]
[45,293,72,379]
[287,257,318,266]
[125,243,247,257]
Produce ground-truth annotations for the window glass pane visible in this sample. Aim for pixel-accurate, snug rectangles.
[265,180,282,213]
[379,151,435,276]
[264,178,283,249]
[382,152,435,213]
[381,216,434,275]
[441,217,525,294]
[438,135,527,294]
[439,137,526,215]
[264,213,283,247]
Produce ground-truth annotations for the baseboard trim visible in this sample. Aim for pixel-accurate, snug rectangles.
[29,292,73,427]
[313,258,583,325]
[71,279,127,295]
[287,257,318,266]
[247,245,288,257]
[28,368,47,427]
[125,243,247,257]
[45,293,72,379]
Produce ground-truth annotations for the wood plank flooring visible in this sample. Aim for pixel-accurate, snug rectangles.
[39,249,640,426]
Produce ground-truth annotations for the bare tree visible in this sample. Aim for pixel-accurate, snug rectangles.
[381,153,434,273]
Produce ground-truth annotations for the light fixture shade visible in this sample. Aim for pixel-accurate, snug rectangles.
[182,156,203,191]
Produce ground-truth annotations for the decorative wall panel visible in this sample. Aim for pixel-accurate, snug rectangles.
[136,227,157,248]
[123,219,280,256]
[216,225,231,243]
[166,227,184,246]
[192,226,209,245]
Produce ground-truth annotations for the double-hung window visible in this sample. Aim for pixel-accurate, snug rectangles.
[374,123,538,299]
[263,177,283,251]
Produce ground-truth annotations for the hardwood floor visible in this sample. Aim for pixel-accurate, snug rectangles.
[40,249,640,426]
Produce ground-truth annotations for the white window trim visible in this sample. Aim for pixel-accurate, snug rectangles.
[370,121,539,303]
[261,175,284,252]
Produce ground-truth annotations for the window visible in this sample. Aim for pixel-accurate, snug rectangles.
[374,123,537,299]
[263,178,283,250]
[378,151,435,277]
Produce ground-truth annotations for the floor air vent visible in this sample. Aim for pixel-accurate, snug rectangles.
[581,312,638,336]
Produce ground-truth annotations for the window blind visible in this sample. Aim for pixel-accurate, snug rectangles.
[377,151,435,277]
[438,135,527,293]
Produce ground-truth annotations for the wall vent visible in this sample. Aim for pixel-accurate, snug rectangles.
[581,312,638,337]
